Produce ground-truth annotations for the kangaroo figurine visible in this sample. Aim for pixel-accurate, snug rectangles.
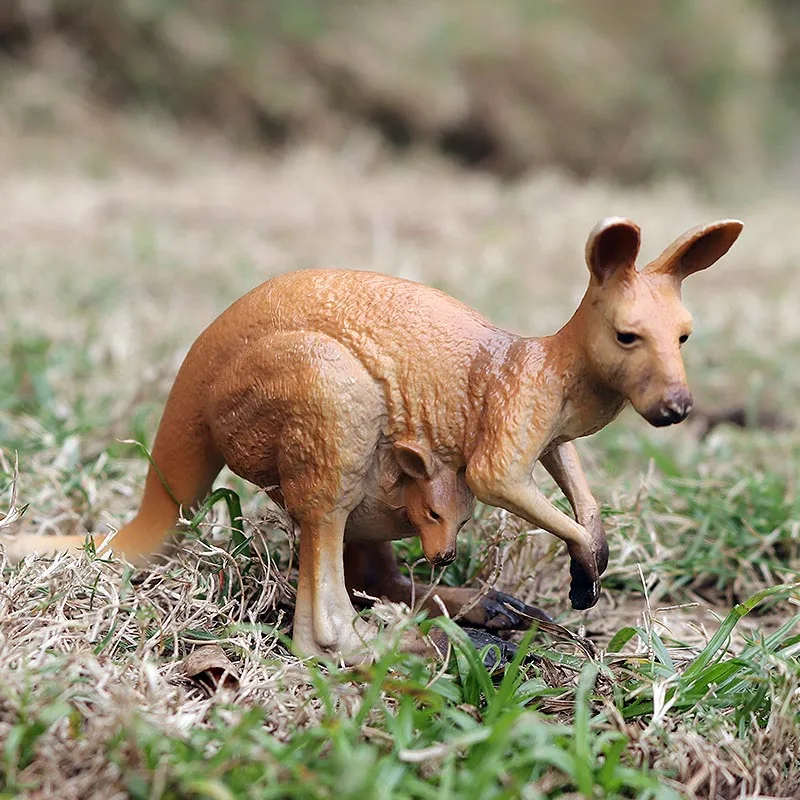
[4,217,743,661]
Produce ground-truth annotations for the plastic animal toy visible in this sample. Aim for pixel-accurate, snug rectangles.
[5,216,743,661]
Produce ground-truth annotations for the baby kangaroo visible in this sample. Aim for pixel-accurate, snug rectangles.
[342,440,543,631]
[4,217,743,661]
[340,440,474,567]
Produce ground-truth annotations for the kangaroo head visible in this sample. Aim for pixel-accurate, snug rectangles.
[579,217,743,427]
[393,441,474,566]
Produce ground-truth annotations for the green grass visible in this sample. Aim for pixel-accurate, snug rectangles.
[582,425,800,610]
[2,587,797,798]
[3,410,799,797]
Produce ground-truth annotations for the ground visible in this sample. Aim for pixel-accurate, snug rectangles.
[1,106,799,798]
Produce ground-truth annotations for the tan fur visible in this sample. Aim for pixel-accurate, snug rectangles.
[5,217,743,661]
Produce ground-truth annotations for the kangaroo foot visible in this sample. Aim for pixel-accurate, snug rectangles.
[462,628,532,670]
[395,583,552,631]
[457,588,553,629]
[344,540,552,634]
[291,608,378,664]
[423,626,537,670]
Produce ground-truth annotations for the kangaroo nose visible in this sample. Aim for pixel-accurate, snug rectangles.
[660,388,693,425]
[644,387,693,427]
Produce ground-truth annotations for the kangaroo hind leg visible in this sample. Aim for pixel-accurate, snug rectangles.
[220,332,385,661]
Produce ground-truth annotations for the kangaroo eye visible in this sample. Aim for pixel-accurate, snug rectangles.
[616,331,639,346]
[679,334,689,345]
[427,509,441,521]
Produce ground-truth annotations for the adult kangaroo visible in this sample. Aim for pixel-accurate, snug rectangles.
[5,217,743,661]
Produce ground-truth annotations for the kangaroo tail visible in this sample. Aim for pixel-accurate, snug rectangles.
[4,341,226,566]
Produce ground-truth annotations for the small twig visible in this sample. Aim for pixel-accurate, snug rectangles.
[425,594,452,689]
[452,526,506,623]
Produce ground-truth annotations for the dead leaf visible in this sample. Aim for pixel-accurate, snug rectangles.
[182,644,240,694]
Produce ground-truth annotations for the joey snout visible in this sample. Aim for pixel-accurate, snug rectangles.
[426,545,457,567]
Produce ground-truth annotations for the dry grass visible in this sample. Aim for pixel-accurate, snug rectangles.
[2,74,800,796]
[0,539,368,798]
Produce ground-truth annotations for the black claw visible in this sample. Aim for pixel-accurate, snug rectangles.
[568,557,600,610]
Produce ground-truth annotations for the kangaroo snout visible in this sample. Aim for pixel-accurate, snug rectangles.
[427,546,457,567]
[646,387,693,427]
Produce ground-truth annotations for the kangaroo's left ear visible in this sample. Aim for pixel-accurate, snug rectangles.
[585,217,641,285]
[394,441,435,481]
[643,220,743,281]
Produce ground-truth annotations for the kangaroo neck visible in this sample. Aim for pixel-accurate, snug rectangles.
[463,303,627,459]
[547,305,628,440]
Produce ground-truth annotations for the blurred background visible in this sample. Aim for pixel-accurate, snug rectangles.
[4,8,800,795]
[3,0,800,186]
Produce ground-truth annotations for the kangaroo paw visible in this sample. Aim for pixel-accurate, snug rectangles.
[581,512,609,575]
[567,554,600,610]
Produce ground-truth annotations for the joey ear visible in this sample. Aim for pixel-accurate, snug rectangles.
[643,220,743,281]
[585,217,641,285]
[393,441,435,481]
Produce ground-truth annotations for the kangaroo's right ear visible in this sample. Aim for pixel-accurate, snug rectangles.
[394,441,435,481]
[585,217,641,285]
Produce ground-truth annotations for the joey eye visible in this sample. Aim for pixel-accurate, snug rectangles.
[679,334,689,345]
[427,508,441,521]
[615,331,639,347]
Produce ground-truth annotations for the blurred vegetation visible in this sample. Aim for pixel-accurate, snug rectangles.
[0,0,799,184]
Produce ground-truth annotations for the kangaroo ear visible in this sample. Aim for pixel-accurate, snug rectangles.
[643,220,743,281]
[394,441,435,481]
[585,217,641,285]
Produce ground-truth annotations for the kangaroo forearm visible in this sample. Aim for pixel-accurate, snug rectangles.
[540,442,598,521]
[478,477,601,611]
[468,463,589,548]
[540,441,608,575]
[494,485,590,548]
